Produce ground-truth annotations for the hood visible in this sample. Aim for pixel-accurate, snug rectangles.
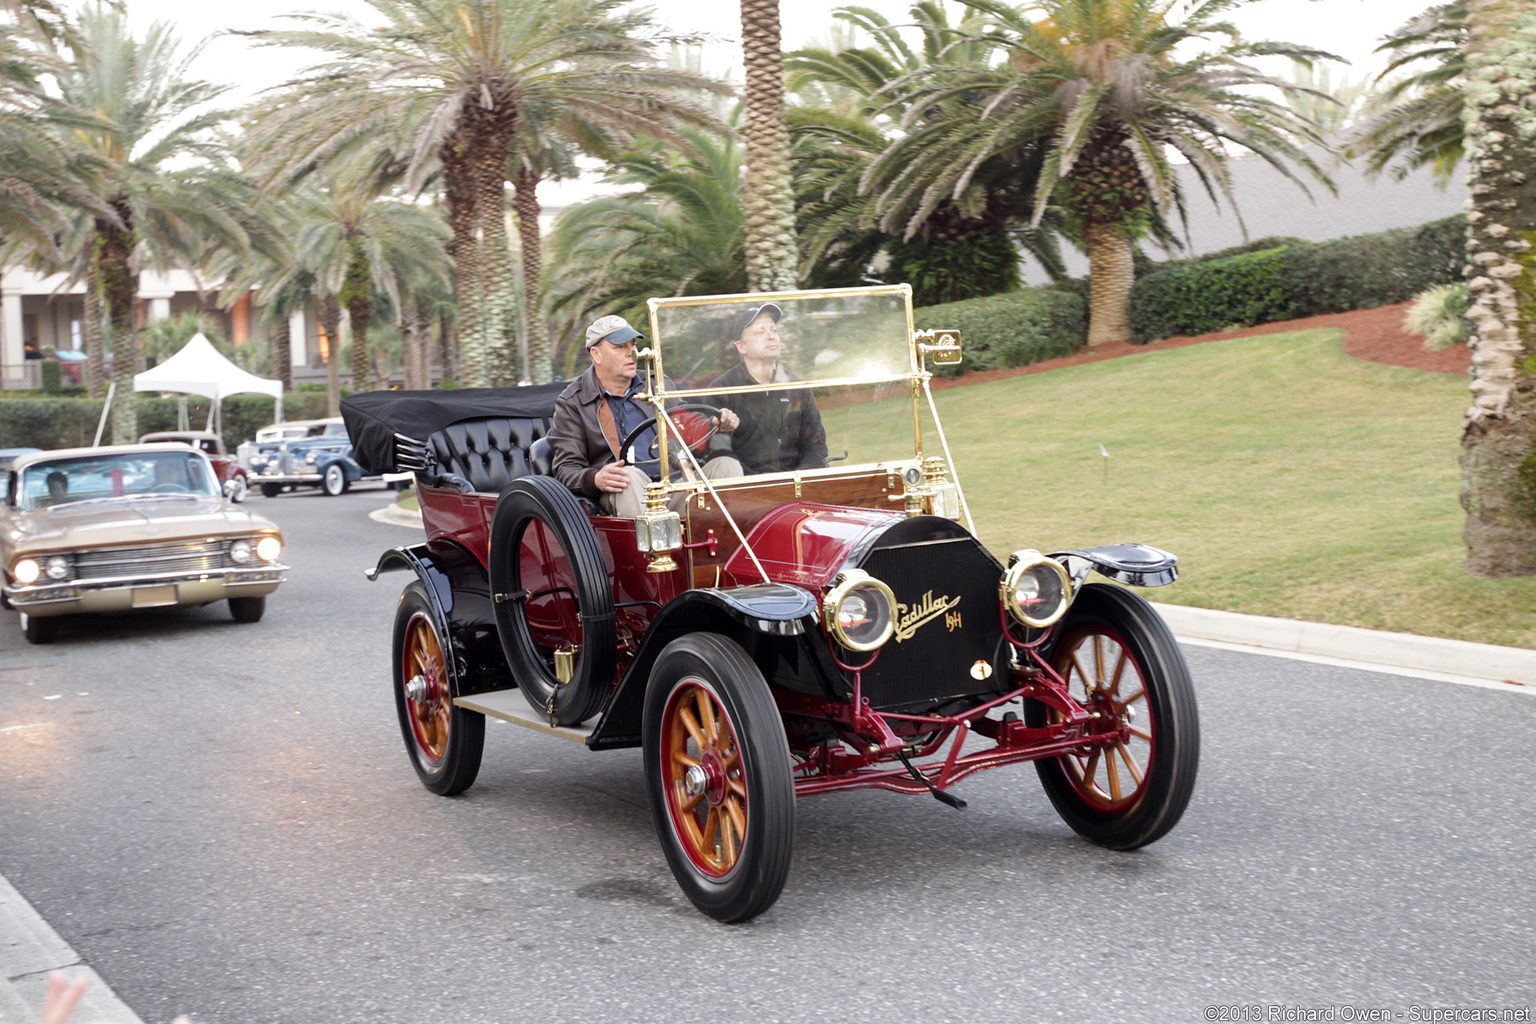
[723,503,904,589]
[4,496,278,556]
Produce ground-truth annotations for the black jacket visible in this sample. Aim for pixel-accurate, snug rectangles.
[709,362,827,474]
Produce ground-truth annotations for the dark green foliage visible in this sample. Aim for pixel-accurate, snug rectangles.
[914,289,1087,374]
[1129,217,1466,343]
[40,361,61,394]
[0,393,333,450]
[888,231,1020,307]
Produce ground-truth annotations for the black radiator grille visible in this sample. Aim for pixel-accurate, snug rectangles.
[856,534,1005,711]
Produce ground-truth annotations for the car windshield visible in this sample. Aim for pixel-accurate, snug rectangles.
[647,286,922,477]
[17,451,219,510]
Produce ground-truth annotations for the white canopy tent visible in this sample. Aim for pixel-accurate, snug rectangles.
[132,333,283,435]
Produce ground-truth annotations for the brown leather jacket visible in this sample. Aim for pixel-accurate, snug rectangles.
[549,367,675,499]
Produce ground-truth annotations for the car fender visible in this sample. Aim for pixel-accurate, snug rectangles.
[1049,544,1179,591]
[588,584,843,751]
[366,539,513,698]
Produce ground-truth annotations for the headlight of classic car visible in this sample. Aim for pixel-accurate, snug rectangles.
[824,569,897,651]
[1000,550,1072,628]
[255,536,281,562]
[12,557,40,584]
[231,537,282,563]
[44,554,72,580]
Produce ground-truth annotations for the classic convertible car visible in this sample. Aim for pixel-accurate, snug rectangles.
[344,285,1199,922]
[2,444,287,643]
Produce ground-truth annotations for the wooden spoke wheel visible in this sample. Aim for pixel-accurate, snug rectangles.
[1027,584,1199,850]
[643,633,794,923]
[392,582,483,795]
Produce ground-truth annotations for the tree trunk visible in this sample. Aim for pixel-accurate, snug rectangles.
[99,200,138,445]
[83,251,105,398]
[442,129,484,387]
[439,307,456,386]
[319,296,342,417]
[513,167,549,383]
[463,95,519,385]
[271,315,292,391]
[740,0,800,293]
[1460,0,1536,576]
[1083,224,1134,346]
[413,301,431,390]
[342,234,372,393]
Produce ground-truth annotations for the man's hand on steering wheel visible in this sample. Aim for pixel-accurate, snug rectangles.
[620,403,733,466]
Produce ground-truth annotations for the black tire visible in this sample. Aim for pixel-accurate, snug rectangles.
[260,483,283,498]
[488,476,616,726]
[228,596,266,623]
[227,473,248,503]
[643,633,795,923]
[21,613,58,644]
[321,463,349,496]
[1026,584,1199,850]
[393,581,484,795]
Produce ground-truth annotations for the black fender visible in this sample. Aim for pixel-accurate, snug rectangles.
[587,584,843,751]
[365,539,513,698]
[1049,544,1179,591]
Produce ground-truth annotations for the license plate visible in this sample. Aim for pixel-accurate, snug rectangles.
[131,585,177,608]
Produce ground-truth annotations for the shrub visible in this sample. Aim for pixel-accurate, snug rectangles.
[1128,216,1466,343]
[39,361,61,394]
[1403,283,1470,351]
[888,230,1020,307]
[914,288,1087,374]
[0,392,335,450]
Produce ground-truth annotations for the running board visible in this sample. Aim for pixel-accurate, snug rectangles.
[453,689,595,744]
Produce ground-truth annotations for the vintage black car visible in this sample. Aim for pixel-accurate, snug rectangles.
[239,418,378,497]
[344,285,1199,922]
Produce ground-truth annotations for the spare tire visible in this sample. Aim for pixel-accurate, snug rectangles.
[489,476,616,726]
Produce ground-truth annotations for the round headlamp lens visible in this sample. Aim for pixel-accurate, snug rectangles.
[14,558,40,584]
[826,573,895,651]
[1001,552,1071,628]
[255,536,281,562]
[230,539,254,564]
[45,555,71,580]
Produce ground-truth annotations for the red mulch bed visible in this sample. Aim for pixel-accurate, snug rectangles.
[929,301,1471,391]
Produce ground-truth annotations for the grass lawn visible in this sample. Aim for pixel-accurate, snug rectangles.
[927,328,1536,650]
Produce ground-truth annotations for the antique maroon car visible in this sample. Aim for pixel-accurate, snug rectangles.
[343,285,1198,922]
[139,431,250,502]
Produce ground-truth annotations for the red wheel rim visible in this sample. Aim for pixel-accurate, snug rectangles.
[1049,626,1154,811]
[402,611,451,764]
[660,679,747,877]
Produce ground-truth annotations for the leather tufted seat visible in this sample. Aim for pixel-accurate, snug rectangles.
[422,417,552,493]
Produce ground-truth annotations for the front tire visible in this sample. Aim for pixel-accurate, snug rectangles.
[1027,584,1199,850]
[21,612,58,644]
[321,463,349,496]
[260,483,283,498]
[643,633,795,923]
[228,596,266,623]
[393,582,484,795]
[227,473,248,503]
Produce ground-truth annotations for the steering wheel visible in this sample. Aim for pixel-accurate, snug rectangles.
[619,403,725,467]
[149,483,190,493]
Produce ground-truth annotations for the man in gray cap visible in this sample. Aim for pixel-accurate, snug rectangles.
[709,303,827,475]
[549,314,741,517]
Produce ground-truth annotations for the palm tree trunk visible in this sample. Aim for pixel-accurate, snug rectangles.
[83,252,106,398]
[342,235,372,393]
[513,167,549,383]
[1460,0,1536,576]
[740,0,799,293]
[270,316,292,391]
[413,301,431,390]
[439,307,456,386]
[1083,224,1134,346]
[465,96,520,385]
[442,130,484,388]
[99,201,138,445]
[320,296,342,417]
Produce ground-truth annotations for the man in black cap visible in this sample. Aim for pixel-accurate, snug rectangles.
[709,303,827,475]
[550,314,741,517]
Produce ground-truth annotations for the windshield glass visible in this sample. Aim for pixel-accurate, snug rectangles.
[647,287,918,476]
[17,451,219,510]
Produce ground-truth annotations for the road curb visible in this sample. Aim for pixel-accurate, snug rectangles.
[1152,602,1535,690]
[0,876,144,1024]
[368,503,424,529]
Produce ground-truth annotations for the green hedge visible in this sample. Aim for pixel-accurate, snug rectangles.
[914,287,1088,374]
[1129,216,1465,343]
[0,392,334,451]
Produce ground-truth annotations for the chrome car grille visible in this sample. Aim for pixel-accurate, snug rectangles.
[73,539,237,580]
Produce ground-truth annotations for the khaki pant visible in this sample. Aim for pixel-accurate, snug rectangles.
[600,457,743,518]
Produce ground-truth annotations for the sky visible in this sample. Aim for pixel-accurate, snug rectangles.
[108,0,1425,204]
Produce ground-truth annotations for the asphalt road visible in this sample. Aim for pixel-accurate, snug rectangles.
[2,488,1533,1024]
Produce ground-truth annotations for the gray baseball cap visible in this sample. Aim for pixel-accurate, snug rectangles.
[731,302,782,340]
[585,314,642,348]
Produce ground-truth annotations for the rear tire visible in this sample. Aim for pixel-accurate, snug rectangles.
[228,596,266,623]
[394,582,483,795]
[643,633,795,923]
[1027,584,1199,850]
[321,463,349,496]
[260,483,283,498]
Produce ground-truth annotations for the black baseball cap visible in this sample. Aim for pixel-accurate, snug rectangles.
[731,302,782,340]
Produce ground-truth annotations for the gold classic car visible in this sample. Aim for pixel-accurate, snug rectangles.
[1,444,289,644]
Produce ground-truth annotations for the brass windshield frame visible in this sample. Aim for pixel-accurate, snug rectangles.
[640,284,924,495]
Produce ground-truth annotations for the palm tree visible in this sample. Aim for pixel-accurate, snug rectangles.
[48,4,261,442]
[545,127,746,370]
[873,0,1333,345]
[1458,0,1536,576]
[740,0,800,292]
[248,0,721,387]
[1346,2,1466,182]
